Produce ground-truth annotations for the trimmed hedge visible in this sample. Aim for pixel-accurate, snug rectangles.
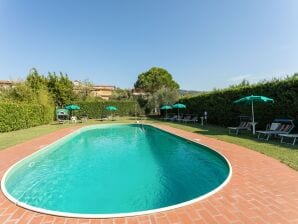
[74,101,142,118]
[180,77,298,129]
[0,103,54,132]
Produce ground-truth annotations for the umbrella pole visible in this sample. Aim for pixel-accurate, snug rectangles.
[252,100,255,135]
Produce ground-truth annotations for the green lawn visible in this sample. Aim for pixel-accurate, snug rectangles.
[149,120,298,170]
[0,117,135,150]
[0,117,297,170]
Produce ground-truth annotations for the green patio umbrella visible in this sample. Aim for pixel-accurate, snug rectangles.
[160,105,172,110]
[65,104,80,110]
[234,95,274,134]
[105,106,118,111]
[160,105,172,119]
[172,103,186,118]
[105,106,118,120]
[64,104,80,117]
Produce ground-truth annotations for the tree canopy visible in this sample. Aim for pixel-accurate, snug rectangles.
[134,67,179,94]
[26,68,47,93]
[47,72,75,106]
[2,69,75,107]
[110,88,132,100]
[1,69,55,120]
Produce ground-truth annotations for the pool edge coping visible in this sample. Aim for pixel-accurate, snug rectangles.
[1,123,232,219]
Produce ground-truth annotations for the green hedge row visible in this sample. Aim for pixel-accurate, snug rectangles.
[73,101,142,119]
[180,77,298,129]
[0,103,54,132]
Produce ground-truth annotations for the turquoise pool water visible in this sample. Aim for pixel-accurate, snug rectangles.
[3,124,230,216]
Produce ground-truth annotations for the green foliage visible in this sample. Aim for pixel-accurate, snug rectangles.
[0,102,53,132]
[134,67,179,94]
[74,79,96,101]
[36,88,55,122]
[110,88,132,100]
[147,87,179,113]
[180,75,298,128]
[4,83,36,102]
[134,67,180,114]
[136,97,150,114]
[155,87,180,106]
[4,83,54,110]
[179,89,205,98]
[0,69,56,129]
[47,72,75,106]
[73,101,143,118]
[229,79,250,88]
[26,68,47,93]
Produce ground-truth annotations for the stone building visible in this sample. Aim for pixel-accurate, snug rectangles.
[73,80,115,100]
[0,80,13,89]
[89,85,115,100]
[0,79,116,100]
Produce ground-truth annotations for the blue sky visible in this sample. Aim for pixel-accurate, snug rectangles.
[0,0,297,90]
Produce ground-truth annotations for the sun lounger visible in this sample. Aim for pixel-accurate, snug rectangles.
[176,115,188,122]
[174,115,183,122]
[228,122,251,135]
[179,115,190,122]
[168,115,178,121]
[162,115,174,121]
[183,116,198,123]
[256,119,295,140]
[99,115,108,121]
[279,134,298,145]
[80,115,88,123]
[56,109,69,124]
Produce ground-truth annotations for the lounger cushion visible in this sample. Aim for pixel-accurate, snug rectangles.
[282,124,291,132]
[270,123,280,131]
[239,122,246,127]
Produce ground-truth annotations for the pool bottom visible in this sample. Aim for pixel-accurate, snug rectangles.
[1,124,232,218]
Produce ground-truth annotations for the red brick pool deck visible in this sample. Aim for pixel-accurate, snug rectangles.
[0,124,298,224]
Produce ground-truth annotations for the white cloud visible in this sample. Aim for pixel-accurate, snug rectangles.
[228,75,252,82]
[227,73,287,85]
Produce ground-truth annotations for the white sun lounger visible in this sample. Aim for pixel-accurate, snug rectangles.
[183,116,198,123]
[178,115,190,122]
[228,122,251,135]
[256,119,295,141]
[279,134,298,145]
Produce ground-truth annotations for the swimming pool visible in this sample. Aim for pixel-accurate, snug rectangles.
[1,124,231,218]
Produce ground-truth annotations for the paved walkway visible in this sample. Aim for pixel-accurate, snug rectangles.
[0,124,297,224]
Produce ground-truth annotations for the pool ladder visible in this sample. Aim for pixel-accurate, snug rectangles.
[137,117,145,131]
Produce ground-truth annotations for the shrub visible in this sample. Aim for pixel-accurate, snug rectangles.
[180,76,298,129]
[73,101,143,118]
[0,102,54,132]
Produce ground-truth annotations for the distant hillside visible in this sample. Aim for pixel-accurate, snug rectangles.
[179,89,206,97]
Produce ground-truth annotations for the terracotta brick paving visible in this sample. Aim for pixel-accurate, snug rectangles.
[0,124,298,224]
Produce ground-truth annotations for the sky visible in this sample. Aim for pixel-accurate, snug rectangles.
[0,0,297,91]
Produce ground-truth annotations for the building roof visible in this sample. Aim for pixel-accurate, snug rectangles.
[94,85,115,87]
[93,85,115,90]
[0,80,13,84]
